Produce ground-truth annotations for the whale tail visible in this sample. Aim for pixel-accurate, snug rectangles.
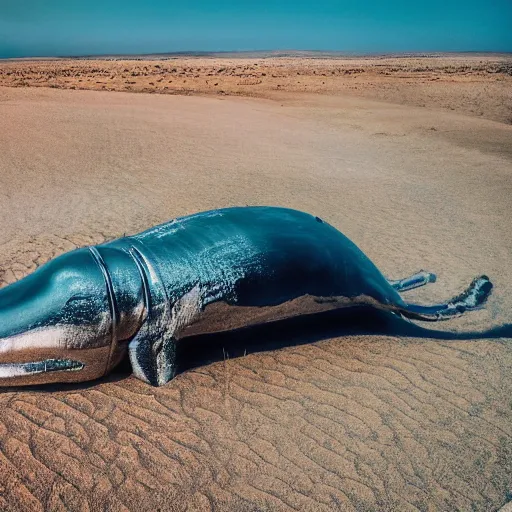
[397,275,493,322]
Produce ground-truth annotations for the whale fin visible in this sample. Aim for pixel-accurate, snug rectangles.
[388,270,437,292]
[398,275,493,321]
[129,324,177,386]
[129,285,203,386]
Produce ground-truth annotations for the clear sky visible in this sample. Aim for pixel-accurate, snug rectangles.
[1,0,511,58]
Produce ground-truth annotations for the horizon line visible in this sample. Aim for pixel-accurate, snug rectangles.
[2,49,512,61]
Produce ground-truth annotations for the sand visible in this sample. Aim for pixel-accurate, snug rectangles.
[0,56,511,511]
[1,54,511,124]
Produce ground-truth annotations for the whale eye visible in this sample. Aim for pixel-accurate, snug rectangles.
[65,294,90,306]
[61,294,102,325]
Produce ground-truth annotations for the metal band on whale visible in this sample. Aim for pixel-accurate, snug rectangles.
[0,206,493,387]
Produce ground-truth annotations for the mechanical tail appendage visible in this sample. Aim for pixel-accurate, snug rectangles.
[395,275,493,322]
[388,270,437,292]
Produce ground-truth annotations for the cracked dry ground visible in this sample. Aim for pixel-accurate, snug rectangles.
[0,87,511,511]
[0,236,511,511]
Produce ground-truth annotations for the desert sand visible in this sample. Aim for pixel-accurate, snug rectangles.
[0,55,511,511]
[1,54,511,124]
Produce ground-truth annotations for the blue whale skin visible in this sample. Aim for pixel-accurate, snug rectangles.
[0,206,492,386]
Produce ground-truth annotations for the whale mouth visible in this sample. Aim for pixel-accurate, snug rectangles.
[0,358,84,379]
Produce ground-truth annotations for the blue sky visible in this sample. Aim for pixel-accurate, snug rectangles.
[1,0,511,58]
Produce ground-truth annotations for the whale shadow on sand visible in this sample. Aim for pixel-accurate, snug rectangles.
[174,306,512,375]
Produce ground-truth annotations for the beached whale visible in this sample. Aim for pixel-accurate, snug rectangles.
[0,206,492,386]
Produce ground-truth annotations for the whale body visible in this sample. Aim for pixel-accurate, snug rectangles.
[0,207,493,386]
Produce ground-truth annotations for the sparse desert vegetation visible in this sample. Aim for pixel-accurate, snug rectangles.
[1,54,512,123]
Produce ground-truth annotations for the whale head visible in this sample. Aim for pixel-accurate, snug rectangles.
[0,248,116,386]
